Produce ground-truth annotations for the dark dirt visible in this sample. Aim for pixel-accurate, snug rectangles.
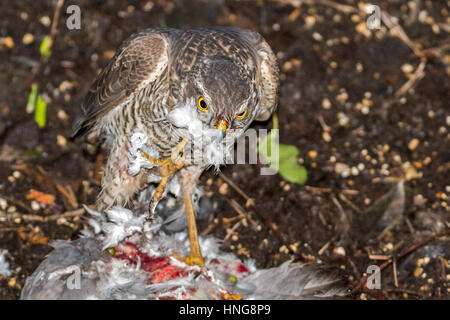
[0,0,449,300]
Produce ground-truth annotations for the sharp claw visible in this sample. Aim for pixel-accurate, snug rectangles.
[146,137,189,219]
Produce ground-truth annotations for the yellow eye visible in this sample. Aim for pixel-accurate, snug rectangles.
[237,108,247,119]
[197,96,208,111]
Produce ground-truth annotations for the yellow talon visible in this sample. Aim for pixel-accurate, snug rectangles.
[141,137,189,217]
[220,292,243,300]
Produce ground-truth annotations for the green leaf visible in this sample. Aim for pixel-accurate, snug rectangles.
[34,95,47,128]
[278,146,308,184]
[258,113,307,185]
[26,83,38,113]
[39,36,52,58]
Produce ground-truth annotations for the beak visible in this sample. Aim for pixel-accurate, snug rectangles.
[215,119,228,136]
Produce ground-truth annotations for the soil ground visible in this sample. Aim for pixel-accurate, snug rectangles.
[0,0,449,299]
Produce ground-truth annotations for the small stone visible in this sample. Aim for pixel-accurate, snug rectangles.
[414,194,426,206]
[56,134,67,147]
[308,150,318,159]
[356,62,363,72]
[0,198,7,210]
[12,171,21,179]
[31,200,40,211]
[218,183,229,195]
[57,109,69,120]
[39,15,51,27]
[333,247,346,256]
[337,112,350,126]
[22,33,34,45]
[3,37,14,48]
[322,131,331,142]
[59,80,73,92]
[7,206,16,213]
[283,184,291,192]
[414,267,423,278]
[322,98,332,109]
[401,63,414,74]
[335,163,350,178]
[231,234,238,242]
[312,32,323,41]
[408,138,420,151]
[305,16,316,26]
[8,277,16,287]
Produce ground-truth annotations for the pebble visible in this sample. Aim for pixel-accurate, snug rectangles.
[312,32,323,41]
[0,198,7,210]
[414,267,423,278]
[446,116,450,126]
[408,138,420,151]
[337,112,350,126]
[218,183,229,195]
[3,37,14,49]
[304,16,316,26]
[383,243,394,252]
[308,150,318,159]
[22,33,34,45]
[333,246,346,256]
[413,194,426,206]
[12,171,21,179]
[322,131,332,142]
[57,134,67,147]
[8,277,16,287]
[322,98,331,109]
[39,15,51,27]
[7,206,16,213]
[31,201,40,211]
[401,63,414,74]
[356,62,363,72]
[57,109,69,120]
[335,163,350,178]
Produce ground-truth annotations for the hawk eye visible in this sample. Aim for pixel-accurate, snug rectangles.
[237,108,248,119]
[197,96,208,111]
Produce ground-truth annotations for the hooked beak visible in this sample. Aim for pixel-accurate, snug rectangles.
[215,119,228,136]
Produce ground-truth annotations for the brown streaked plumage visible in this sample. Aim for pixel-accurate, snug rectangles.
[72,26,279,266]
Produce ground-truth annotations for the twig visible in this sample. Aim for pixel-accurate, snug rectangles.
[395,59,427,97]
[0,208,85,222]
[352,229,450,294]
[227,199,259,229]
[223,221,241,242]
[218,174,287,246]
[393,258,398,288]
[218,172,255,206]
[385,288,426,297]
[305,185,359,195]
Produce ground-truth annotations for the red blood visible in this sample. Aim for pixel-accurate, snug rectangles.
[115,242,138,260]
[114,245,191,284]
[236,263,249,274]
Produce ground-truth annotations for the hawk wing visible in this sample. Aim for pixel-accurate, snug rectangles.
[236,29,280,121]
[71,29,171,137]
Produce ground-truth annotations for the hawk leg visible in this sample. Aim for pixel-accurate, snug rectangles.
[181,193,205,267]
[141,137,188,217]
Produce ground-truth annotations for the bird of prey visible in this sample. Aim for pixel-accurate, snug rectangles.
[71,26,279,267]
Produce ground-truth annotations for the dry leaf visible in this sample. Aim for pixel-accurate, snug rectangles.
[26,190,55,206]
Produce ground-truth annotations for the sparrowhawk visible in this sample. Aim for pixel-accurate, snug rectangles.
[72,26,279,266]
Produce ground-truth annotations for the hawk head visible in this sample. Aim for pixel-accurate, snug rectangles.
[182,57,259,137]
